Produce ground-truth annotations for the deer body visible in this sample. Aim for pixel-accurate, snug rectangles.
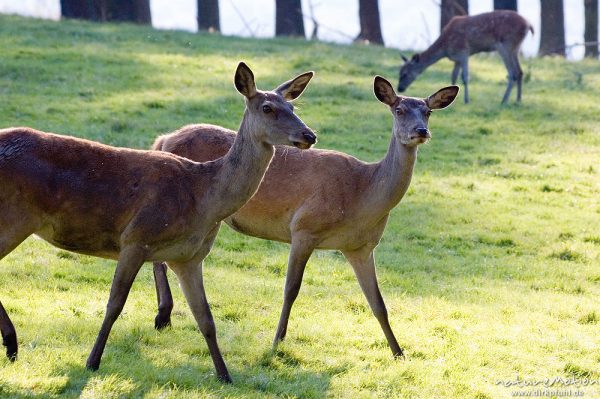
[398,10,532,103]
[152,78,459,358]
[0,63,316,383]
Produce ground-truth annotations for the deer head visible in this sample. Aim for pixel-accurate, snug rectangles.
[374,75,459,146]
[397,54,425,92]
[234,62,317,149]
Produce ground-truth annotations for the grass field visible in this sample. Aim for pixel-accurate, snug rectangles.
[0,14,599,398]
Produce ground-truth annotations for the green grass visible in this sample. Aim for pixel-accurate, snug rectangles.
[1,15,599,398]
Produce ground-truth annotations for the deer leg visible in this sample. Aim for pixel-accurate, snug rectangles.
[513,54,524,102]
[460,57,469,103]
[0,219,37,362]
[0,301,17,361]
[86,246,146,370]
[273,237,315,346]
[168,224,230,382]
[169,258,231,382]
[451,62,460,85]
[497,45,517,104]
[343,246,403,358]
[153,261,173,330]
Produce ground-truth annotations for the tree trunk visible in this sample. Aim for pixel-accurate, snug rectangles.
[440,0,469,31]
[356,0,384,45]
[275,0,305,37]
[61,0,151,24]
[493,0,517,10]
[584,0,599,58]
[539,0,565,56]
[60,0,101,21]
[105,0,151,24]
[198,0,220,32]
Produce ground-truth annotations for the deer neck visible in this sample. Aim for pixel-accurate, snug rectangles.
[418,38,448,69]
[368,132,418,216]
[202,111,275,220]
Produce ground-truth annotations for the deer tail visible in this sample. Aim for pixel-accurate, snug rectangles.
[528,25,534,36]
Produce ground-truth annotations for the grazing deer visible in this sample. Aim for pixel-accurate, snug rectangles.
[151,77,459,358]
[398,10,532,104]
[0,62,316,383]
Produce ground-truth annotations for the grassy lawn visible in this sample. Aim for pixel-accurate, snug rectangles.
[0,14,599,398]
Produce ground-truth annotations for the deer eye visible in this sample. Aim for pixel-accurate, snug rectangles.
[262,105,272,114]
[395,108,403,115]
[426,110,432,117]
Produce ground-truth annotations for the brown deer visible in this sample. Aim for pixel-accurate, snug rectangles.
[398,10,532,104]
[0,62,316,383]
[151,77,459,358]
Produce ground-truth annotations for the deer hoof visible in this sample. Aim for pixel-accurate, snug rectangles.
[2,332,17,361]
[154,314,172,330]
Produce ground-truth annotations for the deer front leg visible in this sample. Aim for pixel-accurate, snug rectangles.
[0,301,17,361]
[343,246,404,358]
[153,261,174,330]
[451,62,460,85]
[86,246,146,370]
[170,259,231,383]
[273,236,315,346]
[460,56,469,103]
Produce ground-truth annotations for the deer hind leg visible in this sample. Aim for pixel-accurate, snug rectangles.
[0,301,17,361]
[343,246,403,358]
[513,54,524,102]
[0,213,38,362]
[497,45,520,104]
[273,236,315,347]
[153,261,173,330]
[86,245,146,370]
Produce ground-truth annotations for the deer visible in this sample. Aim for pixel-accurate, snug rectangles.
[398,10,532,104]
[150,76,459,359]
[0,62,316,383]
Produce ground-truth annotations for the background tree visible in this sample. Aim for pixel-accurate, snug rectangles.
[60,0,100,21]
[493,0,517,10]
[584,0,598,58]
[539,0,565,56]
[355,0,384,45]
[440,0,468,31]
[198,0,220,32]
[275,0,305,37]
[60,0,151,24]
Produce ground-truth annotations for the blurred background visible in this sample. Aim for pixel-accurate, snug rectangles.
[0,0,595,60]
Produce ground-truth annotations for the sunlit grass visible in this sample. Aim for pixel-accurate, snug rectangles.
[0,14,599,398]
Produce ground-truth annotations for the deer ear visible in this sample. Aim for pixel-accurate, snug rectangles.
[234,62,257,98]
[373,76,398,107]
[275,71,314,101]
[426,85,460,109]
[400,53,409,63]
[412,54,420,63]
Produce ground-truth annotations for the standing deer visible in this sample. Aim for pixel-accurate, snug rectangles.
[398,10,532,104]
[0,62,316,383]
[151,76,459,358]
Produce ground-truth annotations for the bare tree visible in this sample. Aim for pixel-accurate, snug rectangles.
[60,0,101,20]
[493,0,517,10]
[355,0,384,45]
[198,0,220,32]
[275,0,305,37]
[441,0,469,31]
[539,0,565,56]
[584,0,599,58]
[60,0,151,24]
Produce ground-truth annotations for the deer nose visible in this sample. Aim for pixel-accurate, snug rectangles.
[302,131,317,144]
[415,127,430,138]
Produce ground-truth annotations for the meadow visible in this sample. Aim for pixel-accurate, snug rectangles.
[0,14,599,398]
